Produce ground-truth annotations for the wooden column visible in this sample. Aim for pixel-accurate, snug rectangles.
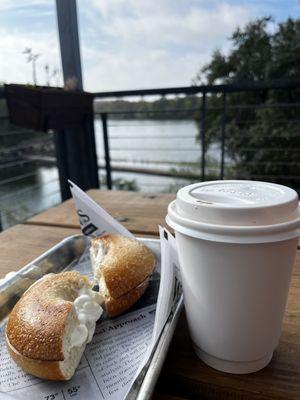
[55,0,99,200]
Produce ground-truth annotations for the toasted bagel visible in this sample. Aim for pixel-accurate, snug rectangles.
[6,235,155,379]
[90,234,156,317]
[6,271,103,380]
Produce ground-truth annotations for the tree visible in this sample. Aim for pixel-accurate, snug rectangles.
[23,48,40,85]
[193,17,300,190]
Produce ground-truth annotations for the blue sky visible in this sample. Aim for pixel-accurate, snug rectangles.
[0,0,299,91]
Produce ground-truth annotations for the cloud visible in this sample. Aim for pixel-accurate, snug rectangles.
[84,49,208,92]
[0,0,50,11]
[100,3,250,48]
[0,30,60,85]
[0,0,60,85]
[79,0,254,90]
[0,0,259,90]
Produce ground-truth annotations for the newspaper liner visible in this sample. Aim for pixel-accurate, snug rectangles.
[0,181,181,400]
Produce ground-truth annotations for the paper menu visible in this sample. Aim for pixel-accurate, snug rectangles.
[0,182,182,400]
[0,305,156,400]
[69,181,135,239]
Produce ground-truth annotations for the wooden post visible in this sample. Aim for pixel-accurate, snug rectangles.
[56,0,83,89]
[55,0,99,200]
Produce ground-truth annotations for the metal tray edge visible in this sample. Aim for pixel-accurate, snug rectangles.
[137,296,184,400]
[1,234,181,400]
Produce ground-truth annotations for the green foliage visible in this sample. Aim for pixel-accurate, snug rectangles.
[1,204,30,227]
[100,174,139,191]
[94,95,200,120]
[113,178,139,191]
[193,17,300,190]
[200,17,300,83]
[163,181,195,194]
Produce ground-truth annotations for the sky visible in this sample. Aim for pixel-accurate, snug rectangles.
[0,0,299,92]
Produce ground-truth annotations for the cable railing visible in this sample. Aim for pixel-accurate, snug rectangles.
[94,80,300,193]
[0,78,300,231]
[0,176,60,201]
[0,111,61,231]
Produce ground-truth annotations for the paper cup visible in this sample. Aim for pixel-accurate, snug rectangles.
[166,180,300,374]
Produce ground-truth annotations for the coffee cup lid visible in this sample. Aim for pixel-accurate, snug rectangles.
[166,180,300,243]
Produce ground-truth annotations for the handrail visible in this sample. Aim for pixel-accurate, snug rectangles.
[93,79,300,98]
[0,78,299,232]
[1,79,300,99]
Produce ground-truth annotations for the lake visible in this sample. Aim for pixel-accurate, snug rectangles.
[0,119,222,229]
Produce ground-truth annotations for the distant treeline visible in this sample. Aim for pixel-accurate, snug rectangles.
[94,95,201,119]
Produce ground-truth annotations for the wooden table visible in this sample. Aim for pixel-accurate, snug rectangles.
[0,189,299,400]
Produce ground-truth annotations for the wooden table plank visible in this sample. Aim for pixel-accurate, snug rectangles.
[0,224,80,278]
[26,190,175,235]
[1,190,299,399]
[0,223,157,279]
[155,252,300,400]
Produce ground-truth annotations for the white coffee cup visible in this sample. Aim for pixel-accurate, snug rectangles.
[166,180,300,374]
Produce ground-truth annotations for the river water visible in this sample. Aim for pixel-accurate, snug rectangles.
[0,119,222,229]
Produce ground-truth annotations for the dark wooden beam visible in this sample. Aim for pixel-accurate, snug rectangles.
[55,0,99,199]
[55,0,83,89]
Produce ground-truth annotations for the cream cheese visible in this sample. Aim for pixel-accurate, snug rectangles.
[70,288,103,347]
[89,241,106,280]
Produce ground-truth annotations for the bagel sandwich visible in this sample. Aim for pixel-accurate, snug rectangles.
[90,234,156,317]
[5,271,103,380]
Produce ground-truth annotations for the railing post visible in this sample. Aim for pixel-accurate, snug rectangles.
[53,130,70,201]
[200,92,206,181]
[0,211,3,232]
[85,114,100,189]
[220,92,227,180]
[101,113,112,190]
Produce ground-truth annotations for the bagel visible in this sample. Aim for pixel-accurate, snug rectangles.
[90,234,156,317]
[5,271,103,380]
[5,235,155,380]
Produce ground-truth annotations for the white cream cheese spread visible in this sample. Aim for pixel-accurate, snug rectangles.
[70,288,103,347]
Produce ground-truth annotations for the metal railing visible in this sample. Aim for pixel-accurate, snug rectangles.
[0,78,300,231]
[0,106,61,230]
[93,79,300,193]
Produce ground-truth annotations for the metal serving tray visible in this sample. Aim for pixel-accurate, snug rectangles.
[0,234,183,400]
